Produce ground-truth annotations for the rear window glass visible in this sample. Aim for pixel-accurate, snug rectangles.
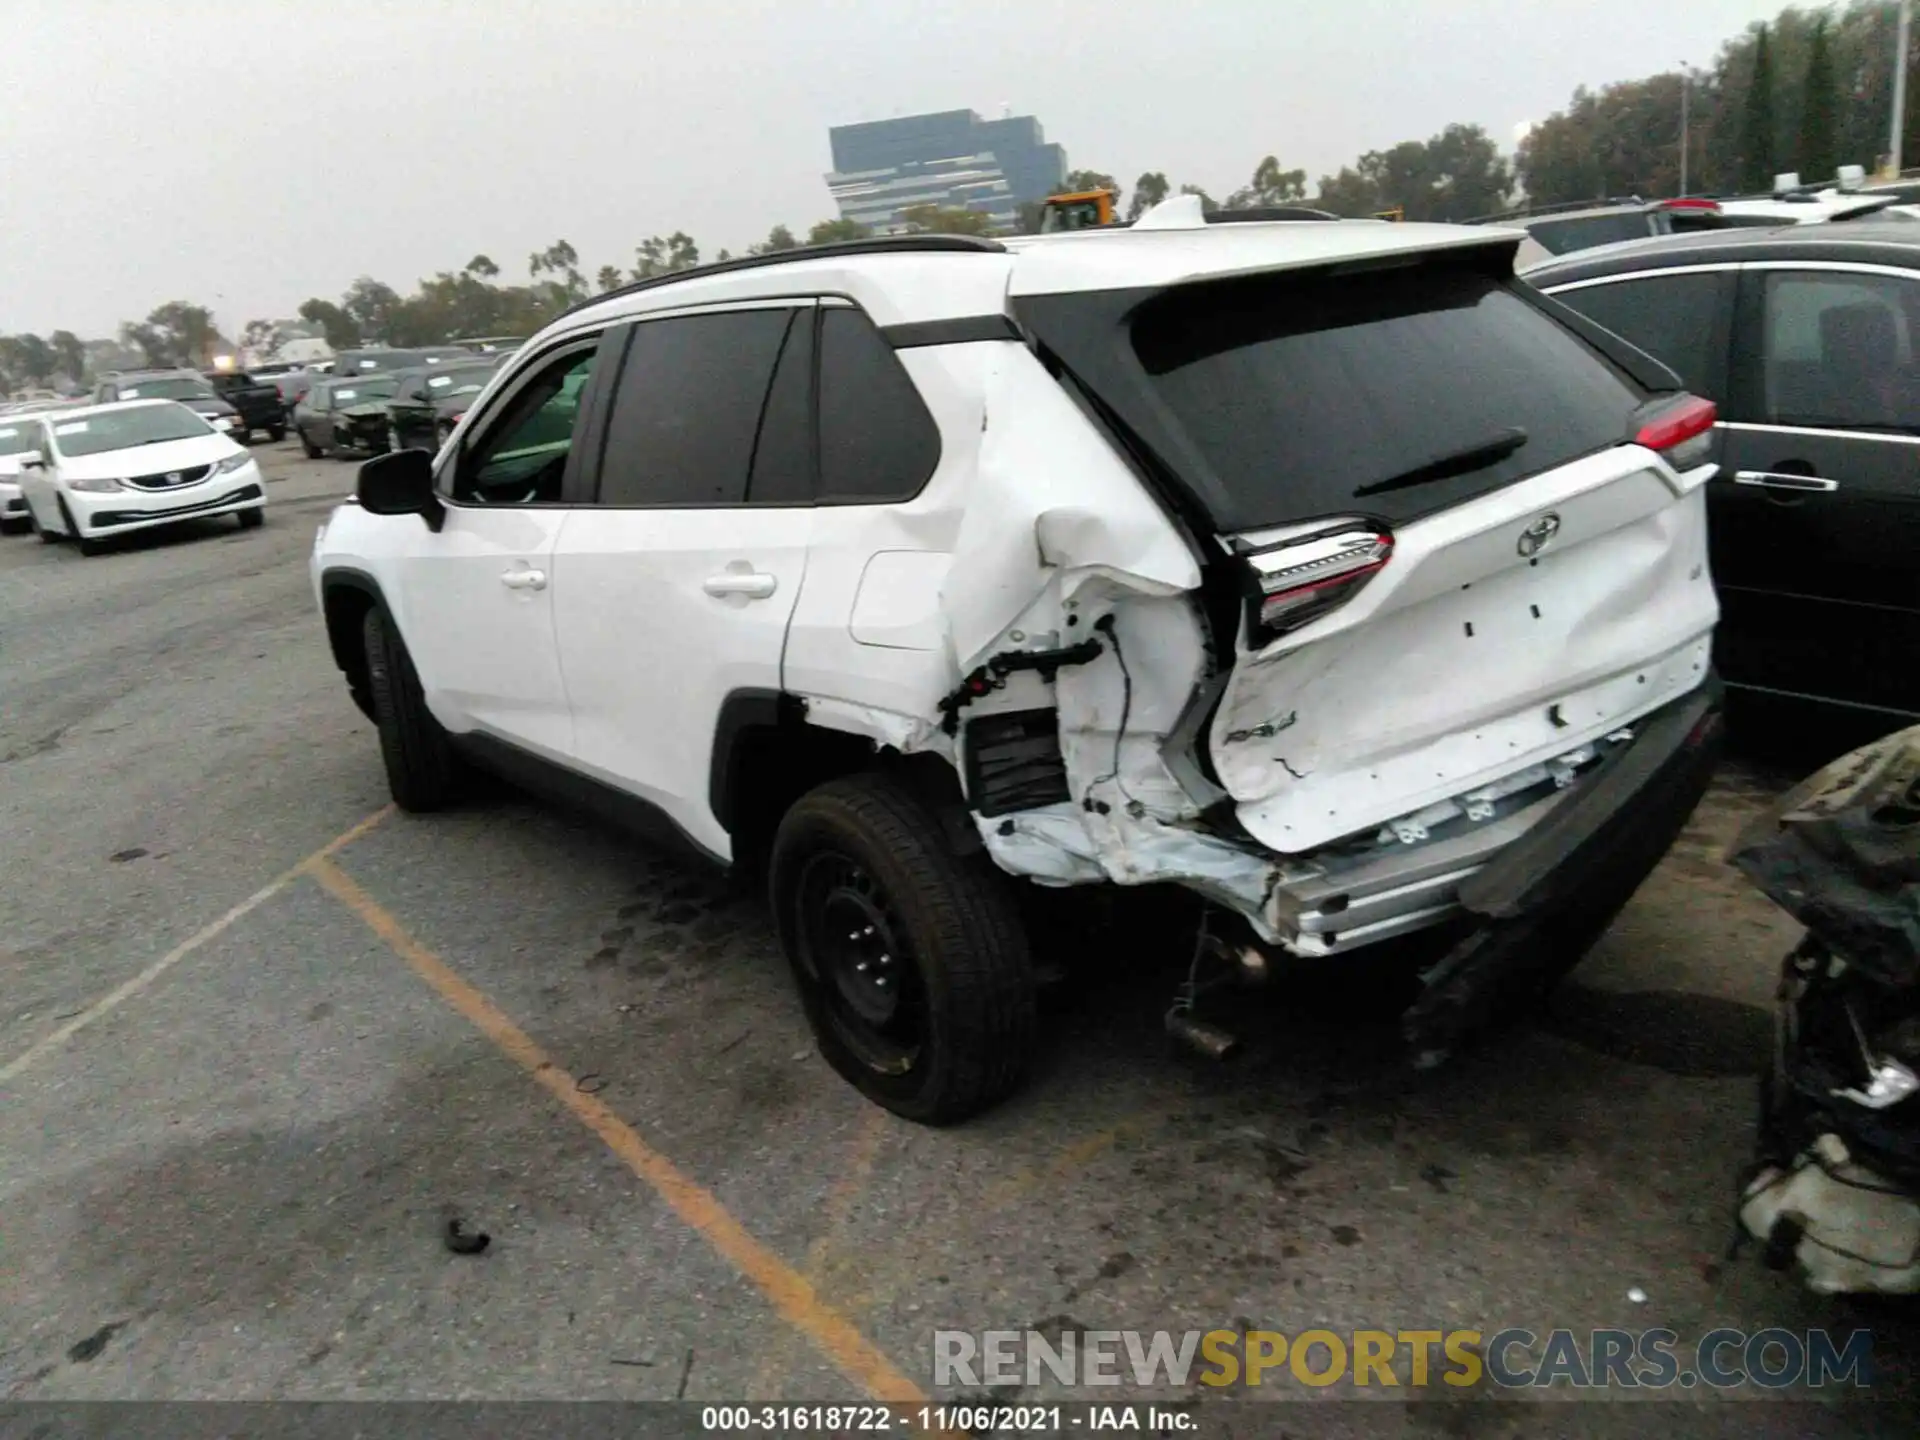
[1130,269,1643,529]
[1525,212,1666,255]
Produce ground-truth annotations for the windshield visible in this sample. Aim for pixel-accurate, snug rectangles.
[0,421,40,457]
[1109,266,1643,529]
[52,404,213,457]
[426,367,495,397]
[332,379,397,404]
[119,376,215,401]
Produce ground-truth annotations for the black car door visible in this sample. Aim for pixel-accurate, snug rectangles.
[1715,263,1920,721]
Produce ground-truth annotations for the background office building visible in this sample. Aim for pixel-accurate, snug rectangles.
[824,109,1068,234]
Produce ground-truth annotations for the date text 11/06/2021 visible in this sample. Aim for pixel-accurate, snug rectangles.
[701,1406,1189,1432]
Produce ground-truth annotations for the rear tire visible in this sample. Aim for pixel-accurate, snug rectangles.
[235,426,252,445]
[361,606,463,811]
[268,423,287,443]
[769,772,1037,1124]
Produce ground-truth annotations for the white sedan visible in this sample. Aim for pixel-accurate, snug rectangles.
[0,411,47,532]
[16,399,266,555]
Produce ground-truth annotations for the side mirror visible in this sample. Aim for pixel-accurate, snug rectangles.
[357,447,444,531]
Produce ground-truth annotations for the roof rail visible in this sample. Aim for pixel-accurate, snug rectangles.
[555,233,1007,322]
[1465,196,1648,224]
[1207,205,1340,223]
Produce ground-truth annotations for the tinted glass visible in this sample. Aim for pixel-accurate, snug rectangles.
[596,309,791,506]
[0,421,39,456]
[1763,271,1920,431]
[1131,269,1643,528]
[1554,272,1726,396]
[460,346,597,503]
[51,404,212,456]
[1525,212,1663,255]
[817,307,940,502]
[330,378,397,405]
[746,311,813,504]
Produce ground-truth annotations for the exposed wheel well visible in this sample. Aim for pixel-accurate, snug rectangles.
[321,574,380,721]
[715,693,976,882]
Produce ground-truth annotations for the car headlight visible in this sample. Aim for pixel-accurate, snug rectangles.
[212,452,253,476]
[68,475,125,492]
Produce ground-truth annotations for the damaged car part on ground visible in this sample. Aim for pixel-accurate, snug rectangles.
[1731,723,1920,1295]
[314,204,1727,1122]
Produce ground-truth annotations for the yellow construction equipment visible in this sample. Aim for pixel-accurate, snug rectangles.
[1040,190,1117,232]
[1374,206,1405,221]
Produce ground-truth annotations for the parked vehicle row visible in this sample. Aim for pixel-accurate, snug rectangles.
[292,356,509,458]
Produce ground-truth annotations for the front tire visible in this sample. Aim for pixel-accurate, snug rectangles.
[235,508,264,530]
[267,423,287,443]
[59,498,101,556]
[300,428,324,459]
[361,606,463,811]
[769,773,1037,1124]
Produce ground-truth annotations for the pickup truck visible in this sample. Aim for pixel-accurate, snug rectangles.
[204,370,288,443]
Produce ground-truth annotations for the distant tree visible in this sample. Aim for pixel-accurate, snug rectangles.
[1318,124,1510,220]
[1799,15,1839,184]
[298,298,361,350]
[1226,155,1308,209]
[715,248,734,262]
[596,264,624,292]
[631,232,700,279]
[1742,23,1778,190]
[1177,183,1220,214]
[340,278,404,344]
[465,254,500,279]
[49,329,86,383]
[898,203,999,235]
[1059,168,1120,198]
[3,333,55,383]
[140,301,216,366]
[807,217,870,244]
[527,240,587,302]
[118,322,168,367]
[749,224,799,256]
[240,318,282,357]
[1127,171,1170,219]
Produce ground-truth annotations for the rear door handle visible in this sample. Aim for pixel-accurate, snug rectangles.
[703,572,778,600]
[1733,470,1839,493]
[500,567,548,591]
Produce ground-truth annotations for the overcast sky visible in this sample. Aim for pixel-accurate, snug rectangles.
[3,0,1788,339]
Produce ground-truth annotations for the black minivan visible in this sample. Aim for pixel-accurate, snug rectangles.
[1528,223,1920,741]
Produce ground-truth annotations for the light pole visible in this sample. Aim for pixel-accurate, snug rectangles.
[1893,0,1913,177]
[1679,63,1691,196]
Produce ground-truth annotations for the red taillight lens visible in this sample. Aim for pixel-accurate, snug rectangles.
[1244,526,1393,644]
[1633,394,1717,471]
[1658,197,1722,214]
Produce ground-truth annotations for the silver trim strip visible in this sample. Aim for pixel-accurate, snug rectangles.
[1734,470,1839,492]
[1720,420,1920,446]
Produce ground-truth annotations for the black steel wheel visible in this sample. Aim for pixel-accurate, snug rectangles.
[770,772,1036,1124]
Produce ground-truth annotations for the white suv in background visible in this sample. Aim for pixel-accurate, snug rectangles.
[312,204,1725,1122]
[17,400,267,554]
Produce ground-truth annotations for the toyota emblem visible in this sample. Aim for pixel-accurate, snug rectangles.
[1517,513,1562,558]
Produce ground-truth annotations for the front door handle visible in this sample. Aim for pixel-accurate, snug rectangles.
[703,571,778,600]
[1733,470,1839,493]
[500,566,548,591]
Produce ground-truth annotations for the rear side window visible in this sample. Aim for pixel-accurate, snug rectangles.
[1130,268,1643,529]
[1553,271,1729,398]
[817,307,940,502]
[596,309,793,506]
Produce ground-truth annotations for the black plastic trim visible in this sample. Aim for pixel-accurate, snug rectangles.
[880,315,1022,348]
[555,235,1007,324]
[453,732,727,869]
[709,688,802,834]
[89,483,263,527]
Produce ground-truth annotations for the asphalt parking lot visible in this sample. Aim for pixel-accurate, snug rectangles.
[3,438,1918,1434]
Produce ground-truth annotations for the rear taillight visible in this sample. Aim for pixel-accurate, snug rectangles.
[1242,526,1393,646]
[1632,394,1717,471]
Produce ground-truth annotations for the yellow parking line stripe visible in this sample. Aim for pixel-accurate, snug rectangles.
[306,855,927,1407]
[0,805,393,1084]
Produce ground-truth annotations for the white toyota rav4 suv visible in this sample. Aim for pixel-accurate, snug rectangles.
[312,198,1725,1122]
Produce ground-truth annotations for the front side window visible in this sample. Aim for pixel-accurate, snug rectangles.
[1763,271,1920,432]
[594,308,794,506]
[1553,271,1728,398]
[456,345,598,504]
